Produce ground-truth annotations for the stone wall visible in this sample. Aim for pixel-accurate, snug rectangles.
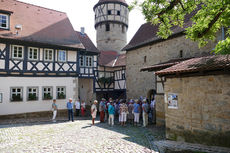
[164,74,230,147]
[126,35,217,125]
[155,94,165,126]
[96,23,127,52]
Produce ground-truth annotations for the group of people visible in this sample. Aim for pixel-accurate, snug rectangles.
[51,98,87,122]
[51,97,156,127]
[93,97,156,127]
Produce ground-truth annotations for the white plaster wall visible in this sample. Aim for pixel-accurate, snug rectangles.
[0,43,6,51]
[0,60,5,69]
[0,77,78,115]
[68,51,77,62]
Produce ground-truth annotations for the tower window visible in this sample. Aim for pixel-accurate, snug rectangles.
[122,25,125,33]
[107,10,111,15]
[179,50,183,58]
[144,56,147,63]
[106,24,110,31]
[117,11,120,16]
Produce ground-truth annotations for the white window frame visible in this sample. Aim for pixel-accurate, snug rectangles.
[85,56,93,67]
[58,50,67,62]
[56,86,66,99]
[28,47,39,60]
[42,87,53,100]
[0,93,2,103]
[12,45,24,59]
[10,87,23,102]
[0,14,9,29]
[44,49,54,61]
[27,87,39,101]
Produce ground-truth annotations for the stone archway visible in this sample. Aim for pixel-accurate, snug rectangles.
[147,89,156,101]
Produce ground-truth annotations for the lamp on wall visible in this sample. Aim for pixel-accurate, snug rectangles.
[15,24,22,35]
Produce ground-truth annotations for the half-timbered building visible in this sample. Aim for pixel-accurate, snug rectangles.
[93,0,128,100]
[96,51,126,100]
[0,0,98,117]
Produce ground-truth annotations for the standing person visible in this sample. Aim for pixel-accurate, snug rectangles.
[81,100,86,117]
[118,99,122,125]
[52,99,58,122]
[128,99,134,125]
[142,99,149,127]
[150,98,156,124]
[91,100,98,125]
[108,102,115,126]
[133,99,141,126]
[67,98,74,122]
[75,99,81,117]
[120,100,128,126]
[99,98,106,123]
[115,99,119,121]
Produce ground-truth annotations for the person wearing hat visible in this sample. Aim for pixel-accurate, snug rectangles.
[67,98,74,122]
[142,99,149,127]
[99,98,106,122]
[91,100,98,125]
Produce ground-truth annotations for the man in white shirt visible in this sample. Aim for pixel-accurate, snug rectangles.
[75,99,81,117]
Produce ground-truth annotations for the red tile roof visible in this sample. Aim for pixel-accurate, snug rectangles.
[105,53,126,67]
[140,58,192,72]
[0,0,84,49]
[155,55,230,76]
[75,31,99,53]
[98,51,119,66]
[123,10,197,51]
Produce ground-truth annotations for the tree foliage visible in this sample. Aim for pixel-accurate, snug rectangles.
[130,0,230,54]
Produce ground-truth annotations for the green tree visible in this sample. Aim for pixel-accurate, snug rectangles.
[130,0,230,54]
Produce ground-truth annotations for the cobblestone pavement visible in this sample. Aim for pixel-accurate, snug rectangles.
[155,140,230,153]
[1,118,230,153]
[0,118,160,153]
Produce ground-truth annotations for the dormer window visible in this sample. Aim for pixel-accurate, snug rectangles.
[0,14,9,29]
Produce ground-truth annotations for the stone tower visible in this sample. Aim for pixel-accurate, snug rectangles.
[94,0,129,53]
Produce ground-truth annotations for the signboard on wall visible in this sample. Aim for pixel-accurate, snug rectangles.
[168,93,178,109]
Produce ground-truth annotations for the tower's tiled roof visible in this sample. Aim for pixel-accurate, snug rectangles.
[0,0,84,50]
[98,0,127,3]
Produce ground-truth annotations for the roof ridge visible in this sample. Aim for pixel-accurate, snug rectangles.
[15,0,66,14]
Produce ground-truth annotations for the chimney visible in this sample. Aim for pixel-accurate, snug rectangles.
[80,27,85,35]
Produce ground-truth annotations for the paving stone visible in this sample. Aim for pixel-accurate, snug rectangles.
[0,118,158,153]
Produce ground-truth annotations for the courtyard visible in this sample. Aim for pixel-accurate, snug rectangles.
[0,118,163,153]
[1,117,230,153]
